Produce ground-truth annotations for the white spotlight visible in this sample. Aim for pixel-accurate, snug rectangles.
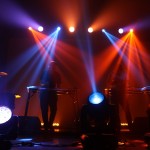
[69,26,75,33]
[102,29,105,32]
[130,29,133,32]
[118,28,124,34]
[28,27,32,30]
[0,106,12,124]
[88,27,93,33]
[38,26,44,32]
[57,27,61,31]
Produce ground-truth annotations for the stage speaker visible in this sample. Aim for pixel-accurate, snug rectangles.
[0,116,18,140]
[132,117,149,134]
[18,116,41,136]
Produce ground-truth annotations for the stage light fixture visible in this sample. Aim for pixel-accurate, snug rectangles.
[130,28,133,32]
[102,29,105,32]
[0,93,18,140]
[80,91,111,134]
[88,92,104,104]
[0,106,12,124]
[88,27,93,33]
[69,26,75,32]
[28,27,32,31]
[118,28,124,34]
[38,26,43,32]
[80,91,118,149]
[57,27,61,31]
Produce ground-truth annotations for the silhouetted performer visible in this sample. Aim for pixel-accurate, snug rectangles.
[108,65,132,133]
[40,61,61,131]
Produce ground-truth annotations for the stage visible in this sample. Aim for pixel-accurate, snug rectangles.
[0,128,149,150]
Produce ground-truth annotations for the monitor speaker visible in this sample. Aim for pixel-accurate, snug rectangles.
[18,116,41,136]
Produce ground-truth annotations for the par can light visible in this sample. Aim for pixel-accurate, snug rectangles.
[0,106,12,124]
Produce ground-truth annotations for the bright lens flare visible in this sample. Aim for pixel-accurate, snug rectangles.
[0,106,12,124]
[57,27,61,31]
[130,29,133,32]
[38,26,44,32]
[88,27,93,33]
[102,29,106,32]
[28,27,32,30]
[118,28,124,34]
[69,26,75,32]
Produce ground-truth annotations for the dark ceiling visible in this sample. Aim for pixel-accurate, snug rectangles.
[13,0,150,44]
[1,0,150,29]
[16,0,150,23]
[0,0,150,50]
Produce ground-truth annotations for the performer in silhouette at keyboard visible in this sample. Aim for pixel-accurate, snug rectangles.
[108,64,132,134]
[40,61,61,131]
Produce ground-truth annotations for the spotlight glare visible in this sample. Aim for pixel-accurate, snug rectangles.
[28,27,32,30]
[57,27,61,31]
[0,106,12,124]
[69,26,75,33]
[118,28,124,34]
[88,27,93,33]
[89,92,104,105]
[38,26,43,32]
[130,29,133,32]
[102,29,105,32]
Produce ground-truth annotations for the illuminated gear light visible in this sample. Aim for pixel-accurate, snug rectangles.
[88,92,104,104]
[0,106,12,124]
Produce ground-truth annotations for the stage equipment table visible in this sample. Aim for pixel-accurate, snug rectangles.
[104,86,150,103]
[24,86,79,122]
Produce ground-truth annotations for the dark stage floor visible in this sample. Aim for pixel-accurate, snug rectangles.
[0,128,149,150]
